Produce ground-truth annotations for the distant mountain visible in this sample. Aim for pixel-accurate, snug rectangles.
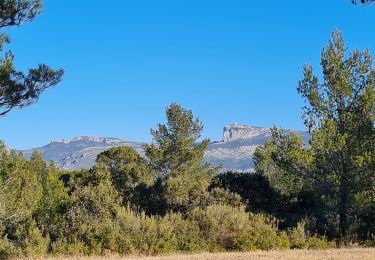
[204,124,310,172]
[21,124,309,172]
[22,137,144,170]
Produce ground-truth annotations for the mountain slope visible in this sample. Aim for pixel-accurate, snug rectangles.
[22,137,144,170]
[204,124,310,172]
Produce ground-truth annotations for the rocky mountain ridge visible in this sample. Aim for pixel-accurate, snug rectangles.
[21,124,309,172]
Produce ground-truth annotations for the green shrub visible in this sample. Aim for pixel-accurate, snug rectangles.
[207,187,243,208]
[157,213,205,253]
[307,235,333,249]
[4,219,49,257]
[275,231,291,250]
[287,222,308,249]
[190,204,249,250]
[287,222,334,250]
[115,207,206,255]
[0,236,16,259]
[190,204,286,251]
[50,240,87,256]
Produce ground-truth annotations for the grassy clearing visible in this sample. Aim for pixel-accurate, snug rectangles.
[22,248,375,260]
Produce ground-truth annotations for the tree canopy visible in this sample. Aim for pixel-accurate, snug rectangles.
[254,30,375,241]
[144,103,219,213]
[0,0,63,116]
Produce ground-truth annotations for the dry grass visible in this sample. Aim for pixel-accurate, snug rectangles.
[21,248,375,260]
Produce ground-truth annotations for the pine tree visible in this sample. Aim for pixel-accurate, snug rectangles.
[0,0,63,116]
[144,103,219,213]
[254,30,375,240]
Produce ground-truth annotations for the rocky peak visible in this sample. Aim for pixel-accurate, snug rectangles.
[223,123,270,142]
[71,136,124,144]
[51,136,124,144]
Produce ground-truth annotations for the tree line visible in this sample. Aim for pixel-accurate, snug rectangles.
[0,103,335,257]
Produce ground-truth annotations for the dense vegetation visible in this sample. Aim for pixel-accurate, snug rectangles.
[0,0,374,258]
[1,53,374,255]
[0,103,336,258]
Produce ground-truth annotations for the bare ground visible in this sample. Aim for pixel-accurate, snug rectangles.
[22,248,375,260]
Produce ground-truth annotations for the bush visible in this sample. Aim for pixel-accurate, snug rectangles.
[287,222,308,249]
[115,207,206,255]
[287,222,334,250]
[190,204,287,251]
[3,218,49,257]
[0,236,16,259]
[207,187,243,208]
[157,213,205,253]
[307,236,333,249]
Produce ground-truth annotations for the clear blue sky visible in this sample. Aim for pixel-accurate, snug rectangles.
[1,0,374,149]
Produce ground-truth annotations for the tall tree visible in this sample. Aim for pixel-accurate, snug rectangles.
[298,30,375,238]
[255,30,375,240]
[144,103,218,213]
[0,0,63,116]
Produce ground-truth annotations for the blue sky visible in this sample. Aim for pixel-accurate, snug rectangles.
[1,0,375,149]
